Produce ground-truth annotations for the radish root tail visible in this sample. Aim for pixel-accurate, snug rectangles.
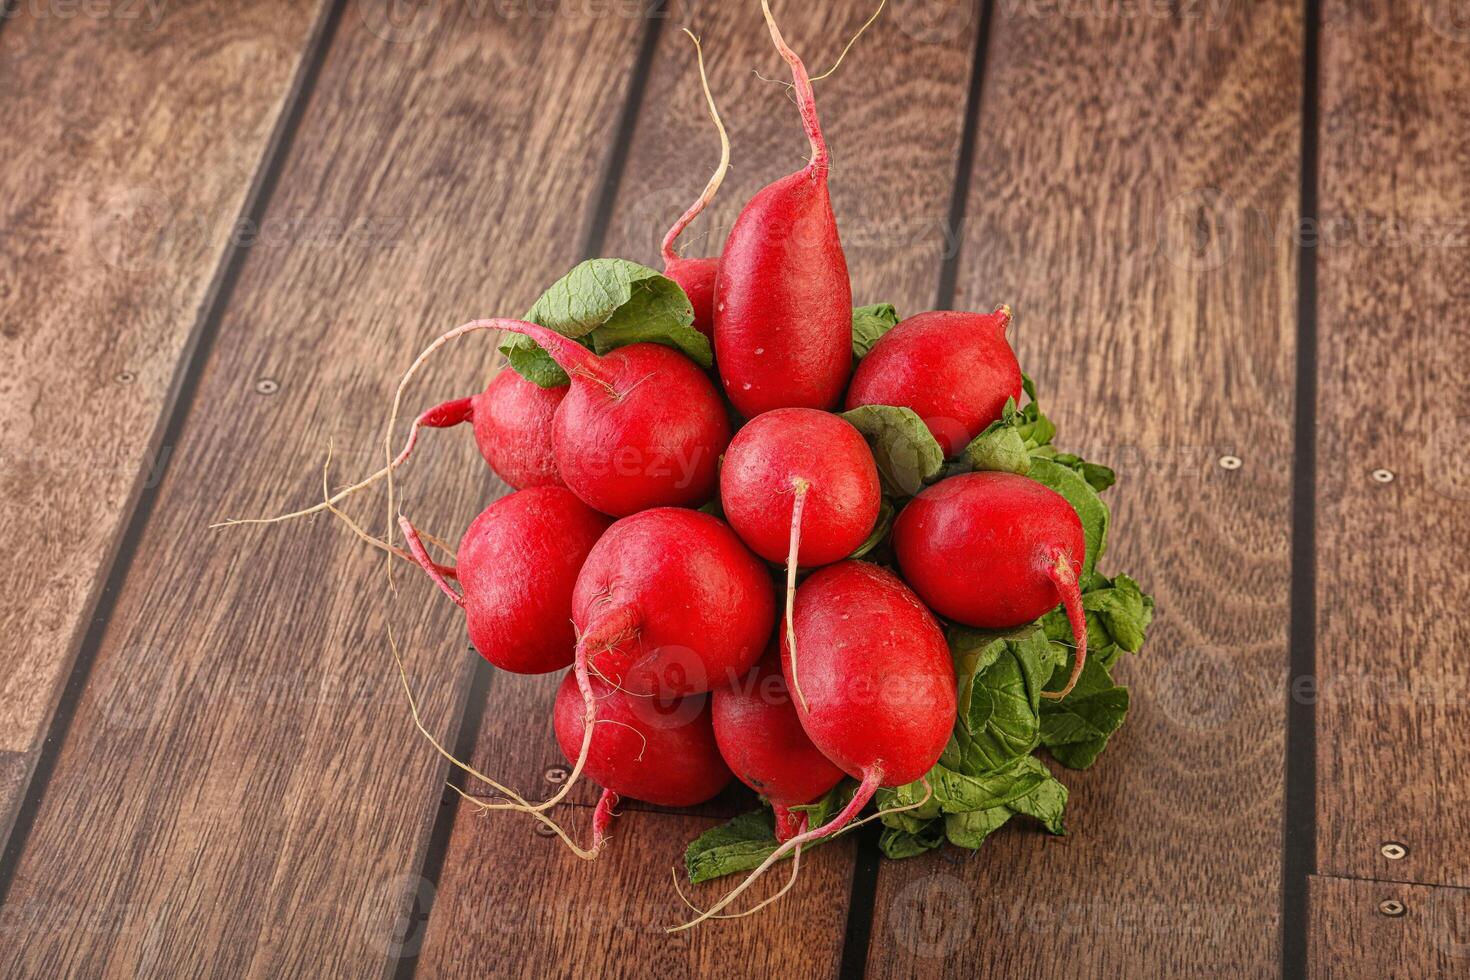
[661,29,730,263]
[760,0,828,174]
[667,769,882,932]
[1041,555,1088,700]
[399,515,464,607]
[809,0,886,82]
[210,396,474,530]
[784,478,811,713]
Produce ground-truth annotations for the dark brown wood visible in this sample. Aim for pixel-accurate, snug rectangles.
[1314,1,1470,888]
[1308,875,1470,979]
[867,2,1303,974]
[0,0,330,844]
[416,805,856,977]
[0,5,647,976]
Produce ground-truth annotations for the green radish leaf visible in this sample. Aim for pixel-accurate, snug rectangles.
[1039,656,1130,769]
[878,820,946,859]
[1041,571,1155,671]
[1030,445,1116,493]
[944,625,1063,774]
[943,759,1068,848]
[852,303,900,358]
[842,404,945,497]
[683,786,855,883]
[1024,456,1109,579]
[502,258,708,387]
[965,399,1033,476]
[876,754,1049,823]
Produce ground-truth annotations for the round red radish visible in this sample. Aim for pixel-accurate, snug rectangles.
[399,487,609,674]
[720,408,880,566]
[470,370,566,489]
[497,322,732,517]
[712,649,845,841]
[554,670,732,807]
[845,308,1022,457]
[893,471,1089,697]
[573,507,775,697]
[713,2,852,417]
[782,561,955,789]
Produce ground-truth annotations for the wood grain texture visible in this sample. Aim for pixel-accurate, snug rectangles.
[867,2,1303,975]
[0,0,328,841]
[416,805,855,978]
[1308,875,1470,979]
[1314,0,1470,887]
[465,0,983,809]
[0,3,646,976]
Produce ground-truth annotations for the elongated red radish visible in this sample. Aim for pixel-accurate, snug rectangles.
[572,507,775,697]
[713,1,853,416]
[673,561,952,930]
[553,670,733,809]
[399,486,610,674]
[845,307,1022,456]
[711,650,844,842]
[661,29,729,340]
[719,407,879,708]
[893,471,1088,698]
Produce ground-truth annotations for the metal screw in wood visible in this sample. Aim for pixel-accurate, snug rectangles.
[544,766,569,785]
[1218,455,1242,471]
[1372,468,1394,483]
[1378,899,1406,918]
[255,378,280,395]
[1380,841,1407,860]
[114,370,135,385]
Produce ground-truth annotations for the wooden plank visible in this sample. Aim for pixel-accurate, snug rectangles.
[0,3,647,976]
[1308,875,1470,978]
[416,806,855,976]
[464,0,983,808]
[867,2,1303,975]
[0,0,330,843]
[1314,0,1470,887]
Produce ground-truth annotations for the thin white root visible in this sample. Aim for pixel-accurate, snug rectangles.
[784,479,811,713]
[668,771,880,932]
[809,0,886,82]
[661,29,731,263]
[670,843,804,920]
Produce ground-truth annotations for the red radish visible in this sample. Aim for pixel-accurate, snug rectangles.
[845,307,1022,457]
[711,650,845,841]
[661,29,729,340]
[713,1,853,417]
[719,407,879,707]
[893,471,1088,698]
[553,670,733,809]
[468,369,566,489]
[399,486,610,674]
[675,560,952,930]
[386,319,732,517]
[572,507,775,697]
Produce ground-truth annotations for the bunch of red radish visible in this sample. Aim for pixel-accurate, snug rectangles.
[230,4,1113,928]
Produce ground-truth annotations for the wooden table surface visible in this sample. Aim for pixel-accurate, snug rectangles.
[2,1,1467,976]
